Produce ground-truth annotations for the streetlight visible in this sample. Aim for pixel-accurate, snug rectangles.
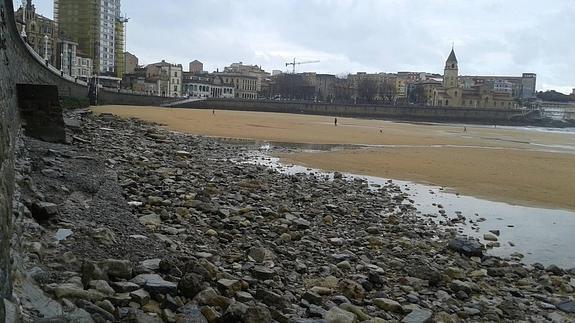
[20,0,27,39]
[43,35,49,62]
[60,52,64,76]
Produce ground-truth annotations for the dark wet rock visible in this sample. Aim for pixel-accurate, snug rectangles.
[178,273,207,298]
[448,237,484,257]
[76,300,116,322]
[557,300,575,314]
[176,304,208,323]
[253,266,276,280]
[29,201,58,222]
[401,308,433,323]
[244,305,273,323]
[130,274,177,295]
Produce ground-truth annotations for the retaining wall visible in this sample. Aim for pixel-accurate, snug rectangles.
[179,99,540,125]
[0,0,173,319]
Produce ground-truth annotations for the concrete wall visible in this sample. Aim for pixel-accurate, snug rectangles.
[0,0,173,319]
[178,98,541,125]
[1,1,21,319]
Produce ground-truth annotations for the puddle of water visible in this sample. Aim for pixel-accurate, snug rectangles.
[217,137,575,155]
[55,229,73,242]
[245,153,575,269]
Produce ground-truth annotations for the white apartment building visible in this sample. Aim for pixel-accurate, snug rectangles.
[99,0,121,73]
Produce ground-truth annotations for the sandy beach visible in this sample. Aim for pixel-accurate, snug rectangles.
[92,105,575,210]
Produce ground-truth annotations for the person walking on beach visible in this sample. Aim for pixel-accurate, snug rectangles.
[212,109,215,115]
[334,117,338,126]
[464,126,467,132]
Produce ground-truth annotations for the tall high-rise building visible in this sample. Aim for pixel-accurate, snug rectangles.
[54,0,126,76]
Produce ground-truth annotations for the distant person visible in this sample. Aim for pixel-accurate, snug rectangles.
[212,109,215,115]
[464,127,467,132]
[334,118,338,126]
[379,129,383,134]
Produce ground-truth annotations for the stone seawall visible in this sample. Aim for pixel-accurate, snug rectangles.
[0,0,169,319]
[1,0,20,319]
[179,98,542,125]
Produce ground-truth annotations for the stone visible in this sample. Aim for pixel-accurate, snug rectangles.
[255,289,288,309]
[311,286,333,295]
[303,291,323,305]
[324,306,357,323]
[109,293,132,307]
[401,308,433,323]
[91,228,117,246]
[546,264,566,276]
[447,237,484,257]
[217,278,242,294]
[483,233,498,241]
[253,266,276,280]
[54,283,106,302]
[556,300,575,313]
[130,274,178,295]
[139,213,162,226]
[236,291,254,302]
[293,217,311,229]
[248,247,272,263]
[337,261,352,271]
[100,259,132,279]
[96,299,115,314]
[176,304,208,323]
[339,303,370,321]
[131,288,151,305]
[88,280,115,295]
[30,201,58,222]
[244,305,273,323]
[489,230,500,236]
[374,298,402,313]
[449,280,478,294]
[206,229,218,237]
[201,306,221,323]
[194,288,222,306]
[221,302,249,322]
[76,300,116,322]
[366,226,380,234]
[323,215,334,225]
[139,258,162,273]
[179,273,206,298]
[338,279,365,301]
[111,281,141,293]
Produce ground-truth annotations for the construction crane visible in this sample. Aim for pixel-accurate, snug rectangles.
[286,58,320,74]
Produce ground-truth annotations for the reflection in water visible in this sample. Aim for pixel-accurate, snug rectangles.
[215,137,575,155]
[244,153,575,269]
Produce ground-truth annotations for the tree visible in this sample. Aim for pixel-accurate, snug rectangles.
[357,78,377,103]
[536,90,572,102]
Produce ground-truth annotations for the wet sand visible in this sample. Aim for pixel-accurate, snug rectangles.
[92,105,575,210]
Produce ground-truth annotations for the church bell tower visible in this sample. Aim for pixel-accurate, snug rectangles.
[443,48,459,88]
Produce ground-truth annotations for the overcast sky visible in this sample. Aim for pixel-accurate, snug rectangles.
[33,0,574,93]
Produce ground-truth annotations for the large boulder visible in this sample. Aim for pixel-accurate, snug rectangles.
[447,237,484,257]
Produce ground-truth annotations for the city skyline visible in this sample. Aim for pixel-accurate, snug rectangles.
[33,0,575,94]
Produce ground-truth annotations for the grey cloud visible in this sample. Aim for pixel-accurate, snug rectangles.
[32,0,575,92]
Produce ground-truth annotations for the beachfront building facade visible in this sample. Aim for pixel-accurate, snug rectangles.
[145,60,183,97]
[215,72,258,99]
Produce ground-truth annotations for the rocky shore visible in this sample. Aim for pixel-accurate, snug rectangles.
[11,111,575,322]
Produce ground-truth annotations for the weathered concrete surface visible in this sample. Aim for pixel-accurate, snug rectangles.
[17,84,66,143]
[0,1,19,320]
[178,98,548,126]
